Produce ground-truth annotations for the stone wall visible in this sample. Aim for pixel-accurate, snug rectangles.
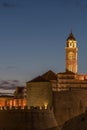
[0,108,58,130]
[53,89,87,128]
[27,82,52,108]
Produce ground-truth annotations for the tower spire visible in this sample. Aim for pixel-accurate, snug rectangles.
[67,32,76,41]
[70,29,72,34]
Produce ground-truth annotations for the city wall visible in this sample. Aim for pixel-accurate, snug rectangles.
[0,107,58,130]
[53,89,87,128]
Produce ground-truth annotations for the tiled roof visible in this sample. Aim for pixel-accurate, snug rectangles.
[0,95,14,98]
[42,70,57,80]
[27,70,57,83]
[28,76,49,83]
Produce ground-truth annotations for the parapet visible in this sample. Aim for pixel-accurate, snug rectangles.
[0,105,51,111]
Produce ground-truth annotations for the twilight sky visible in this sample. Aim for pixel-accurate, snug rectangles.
[0,0,87,87]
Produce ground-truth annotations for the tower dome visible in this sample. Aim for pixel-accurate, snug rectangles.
[67,32,76,41]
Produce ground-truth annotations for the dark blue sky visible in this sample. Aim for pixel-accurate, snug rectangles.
[0,0,87,84]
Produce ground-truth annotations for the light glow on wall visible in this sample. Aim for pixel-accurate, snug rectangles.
[44,102,48,109]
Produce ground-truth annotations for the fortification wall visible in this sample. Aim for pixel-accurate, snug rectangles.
[27,82,52,108]
[53,89,87,128]
[0,107,58,130]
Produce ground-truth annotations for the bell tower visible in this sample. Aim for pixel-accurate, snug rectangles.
[65,32,78,73]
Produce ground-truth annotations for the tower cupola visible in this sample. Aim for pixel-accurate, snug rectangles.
[66,32,77,48]
[67,32,76,41]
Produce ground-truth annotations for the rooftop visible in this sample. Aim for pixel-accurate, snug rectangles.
[27,70,57,83]
[67,32,76,41]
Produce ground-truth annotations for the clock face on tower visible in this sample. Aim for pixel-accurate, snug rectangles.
[68,52,74,60]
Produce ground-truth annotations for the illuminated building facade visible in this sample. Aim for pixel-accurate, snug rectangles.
[0,87,26,108]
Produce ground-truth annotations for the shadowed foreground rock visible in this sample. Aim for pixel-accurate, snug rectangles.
[62,110,87,130]
[0,107,59,130]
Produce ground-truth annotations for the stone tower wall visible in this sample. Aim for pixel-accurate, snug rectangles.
[66,48,78,73]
